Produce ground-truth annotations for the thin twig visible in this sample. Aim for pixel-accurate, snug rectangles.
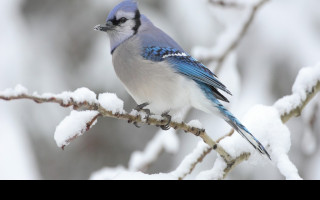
[178,146,212,180]
[214,0,269,74]
[199,0,269,74]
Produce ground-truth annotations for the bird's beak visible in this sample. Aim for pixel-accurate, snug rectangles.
[94,21,114,32]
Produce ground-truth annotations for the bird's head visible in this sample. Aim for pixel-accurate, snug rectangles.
[95,0,141,53]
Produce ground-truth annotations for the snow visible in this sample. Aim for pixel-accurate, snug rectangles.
[171,112,184,124]
[171,141,210,179]
[129,129,179,171]
[90,166,127,180]
[292,63,320,98]
[243,106,301,180]
[191,0,256,62]
[218,104,302,180]
[98,93,125,114]
[187,120,203,129]
[113,171,176,180]
[196,156,227,180]
[70,88,98,104]
[90,166,176,180]
[273,94,301,117]
[1,85,100,107]
[55,87,98,105]
[276,154,302,180]
[54,110,99,148]
[0,84,28,98]
[274,64,320,116]
[129,109,139,116]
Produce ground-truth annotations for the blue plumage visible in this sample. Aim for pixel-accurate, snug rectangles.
[142,46,232,96]
[107,0,138,22]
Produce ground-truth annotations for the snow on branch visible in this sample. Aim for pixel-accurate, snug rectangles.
[206,63,320,180]
[1,64,318,180]
[55,110,100,149]
[170,141,211,180]
[128,129,179,172]
[274,64,320,123]
[193,0,269,73]
[0,85,232,162]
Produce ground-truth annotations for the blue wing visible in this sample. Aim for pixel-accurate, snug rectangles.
[142,46,232,101]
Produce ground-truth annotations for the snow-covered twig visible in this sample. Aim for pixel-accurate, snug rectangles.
[171,141,211,180]
[194,0,269,74]
[128,129,179,172]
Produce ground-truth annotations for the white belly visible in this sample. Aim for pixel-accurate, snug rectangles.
[114,57,192,114]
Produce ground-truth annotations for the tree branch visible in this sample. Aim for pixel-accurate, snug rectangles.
[195,0,269,74]
[214,0,269,73]
[216,67,320,179]
[280,81,320,123]
[0,86,233,162]
[2,64,318,180]
[176,65,320,179]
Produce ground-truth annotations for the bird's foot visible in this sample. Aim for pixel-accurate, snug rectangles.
[134,102,151,122]
[160,112,172,130]
[129,103,151,128]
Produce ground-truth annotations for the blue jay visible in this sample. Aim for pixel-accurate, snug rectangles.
[94,0,270,159]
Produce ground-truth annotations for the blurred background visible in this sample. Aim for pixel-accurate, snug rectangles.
[0,0,320,180]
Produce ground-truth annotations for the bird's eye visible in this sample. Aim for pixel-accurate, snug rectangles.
[119,17,128,23]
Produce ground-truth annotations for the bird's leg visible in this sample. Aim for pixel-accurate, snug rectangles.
[130,102,151,128]
[160,111,172,130]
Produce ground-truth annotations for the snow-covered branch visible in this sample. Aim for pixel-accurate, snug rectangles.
[215,64,320,179]
[1,63,319,180]
[171,141,211,180]
[193,0,269,73]
[173,64,320,180]
[0,85,232,162]
[275,66,320,123]
[128,129,179,172]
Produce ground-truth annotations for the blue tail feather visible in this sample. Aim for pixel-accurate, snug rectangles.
[198,82,271,159]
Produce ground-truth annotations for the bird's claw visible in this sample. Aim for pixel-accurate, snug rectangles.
[134,102,151,122]
[129,102,151,128]
[160,112,171,130]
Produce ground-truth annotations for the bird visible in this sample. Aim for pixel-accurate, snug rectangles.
[94,0,270,159]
